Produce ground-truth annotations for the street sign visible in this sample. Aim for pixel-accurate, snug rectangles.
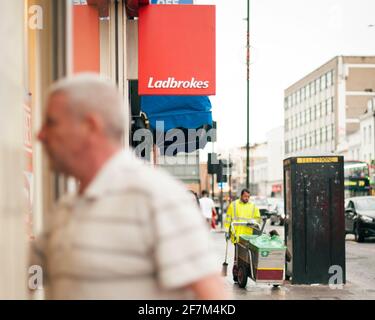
[218,182,227,189]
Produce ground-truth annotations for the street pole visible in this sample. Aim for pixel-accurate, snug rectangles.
[229,156,232,200]
[246,0,250,190]
[211,145,215,200]
[373,109,375,195]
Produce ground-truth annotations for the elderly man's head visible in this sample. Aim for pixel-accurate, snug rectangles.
[38,74,126,178]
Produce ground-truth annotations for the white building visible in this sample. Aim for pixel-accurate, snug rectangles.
[249,143,268,196]
[359,98,375,164]
[266,126,284,197]
[284,56,375,158]
[223,126,285,198]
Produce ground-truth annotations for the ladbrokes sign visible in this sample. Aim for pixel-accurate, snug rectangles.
[138,5,216,95]
[148,77,210,89]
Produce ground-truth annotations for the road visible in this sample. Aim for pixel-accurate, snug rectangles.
[210,221,375,300]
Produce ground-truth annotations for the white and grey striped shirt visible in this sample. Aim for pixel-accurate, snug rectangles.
[31,150,218,300]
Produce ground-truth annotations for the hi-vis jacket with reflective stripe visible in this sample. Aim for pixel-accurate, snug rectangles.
[224,199,261,244]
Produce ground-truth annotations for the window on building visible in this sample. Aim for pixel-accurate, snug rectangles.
[315,78,321,93]
[327,70,333,87]
[327,124,332,141]
[316,103,321,118]
[295,137,298,150]
[285,141,289,154]
[284,97,288,110]
[304,134,307,148]
[302,111,305,125]
[364,127,367,145]
[325,99,329,115]
[311,81,315,96]
[306,108,311,123]
[301,87,306,100]
[331,124,335,141]
[297,90,300,104]
[325,126,328,142]
[321,74,326,90]
[300,138,303,150]
[306,85,310,99]
[314,130,317,145]
[369,125,372,144]
[309,133,312,147]
[292,92,296,106]
[285,118,288,131]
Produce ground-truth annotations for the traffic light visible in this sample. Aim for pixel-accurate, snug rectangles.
[216,159,233,183]
[216,160,227,183]
[208,153,219,174]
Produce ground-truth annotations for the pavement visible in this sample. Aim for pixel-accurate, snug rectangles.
[210,222,375,300]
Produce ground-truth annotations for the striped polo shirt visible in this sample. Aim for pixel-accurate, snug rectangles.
[31,150,218,299]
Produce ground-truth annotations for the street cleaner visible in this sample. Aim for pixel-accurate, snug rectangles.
[222,188,261,281]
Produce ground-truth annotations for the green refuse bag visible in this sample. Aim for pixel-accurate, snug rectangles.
[249,234,286,250]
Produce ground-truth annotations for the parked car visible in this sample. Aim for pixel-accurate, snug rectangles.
[345,196,375,242]
[268,198,285,226]
[250,197,270,217]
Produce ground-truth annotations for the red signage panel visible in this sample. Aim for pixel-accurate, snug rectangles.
[138,5,216,95]
[73,5,100,73]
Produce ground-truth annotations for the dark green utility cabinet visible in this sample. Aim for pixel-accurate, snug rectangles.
[284,156,346,285]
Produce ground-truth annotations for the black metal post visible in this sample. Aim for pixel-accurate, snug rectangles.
[246,0,250,190]
[229,155,232,200]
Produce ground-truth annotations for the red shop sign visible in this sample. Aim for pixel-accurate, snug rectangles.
[138,5,216,95]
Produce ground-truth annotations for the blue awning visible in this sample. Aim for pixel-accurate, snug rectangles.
[140,95,213,131]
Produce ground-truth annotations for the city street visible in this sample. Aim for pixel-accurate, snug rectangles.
[211,222,375,300]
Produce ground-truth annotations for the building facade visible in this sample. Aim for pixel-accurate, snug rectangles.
[266,126,284,197]
[284,56,375,158]
[359,98,375,164]
[220,127,285,199]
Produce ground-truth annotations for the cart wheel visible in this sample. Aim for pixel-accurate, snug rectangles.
[273,284,280,288]
[232,265,238,282]
[237,265,248,288]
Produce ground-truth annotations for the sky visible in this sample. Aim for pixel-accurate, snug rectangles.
[195,0,375,150]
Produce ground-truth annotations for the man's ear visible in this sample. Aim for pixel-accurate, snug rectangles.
[84,113,105,135]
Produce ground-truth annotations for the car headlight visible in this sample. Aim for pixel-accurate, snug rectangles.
[360,215,373,223]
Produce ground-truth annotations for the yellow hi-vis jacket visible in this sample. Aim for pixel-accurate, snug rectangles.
[224,199,261,244]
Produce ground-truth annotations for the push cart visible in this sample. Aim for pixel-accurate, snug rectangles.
[231,218,286,288]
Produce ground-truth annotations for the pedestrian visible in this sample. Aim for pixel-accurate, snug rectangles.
[32,73,229,300]
[224,189,261,282]
[199,190,217,229]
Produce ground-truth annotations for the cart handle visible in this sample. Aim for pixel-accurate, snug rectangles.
[230,217,268,235]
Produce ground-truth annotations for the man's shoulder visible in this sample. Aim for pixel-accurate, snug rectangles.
[121,154,192,203]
